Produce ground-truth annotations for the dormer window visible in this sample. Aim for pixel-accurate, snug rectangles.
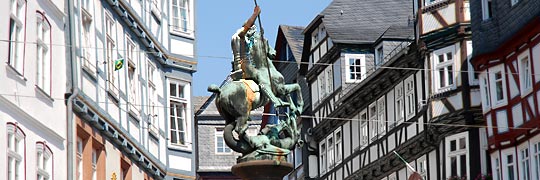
[375,45,384,68]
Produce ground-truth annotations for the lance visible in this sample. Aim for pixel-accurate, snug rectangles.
[252,0,278,110]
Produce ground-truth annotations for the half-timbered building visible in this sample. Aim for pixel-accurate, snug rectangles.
[414,0,487,179]
[471,0,540,179]
[299,0,433,179]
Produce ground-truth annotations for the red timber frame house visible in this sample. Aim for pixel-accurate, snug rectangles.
[470,0,540,179]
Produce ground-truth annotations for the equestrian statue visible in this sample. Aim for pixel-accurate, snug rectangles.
[207,5,304,162]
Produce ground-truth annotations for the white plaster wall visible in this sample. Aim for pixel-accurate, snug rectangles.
[168,155,192,171]
[448,92,463,110]
[343,122,351,158]
[171,39,195,58]
[422,3,457,34]
[512,104,523,127]
[533,43,540,83]
[432,100,449,117]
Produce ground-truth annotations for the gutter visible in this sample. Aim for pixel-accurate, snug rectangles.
[65,0,79,179]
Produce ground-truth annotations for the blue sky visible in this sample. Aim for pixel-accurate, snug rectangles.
[193,0,331,96]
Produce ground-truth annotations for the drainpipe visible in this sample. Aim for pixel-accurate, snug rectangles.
[65,0,79,179]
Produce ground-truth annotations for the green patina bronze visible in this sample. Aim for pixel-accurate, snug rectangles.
[208,6,304,163]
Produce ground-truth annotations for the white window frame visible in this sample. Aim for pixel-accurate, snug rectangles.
[502,149,518,180]
[91,148,97,180]
[36,12,52,96]
[360,109,368,147]
[326,66,333,95]
[8,0,26,75]
[168,79,191,149]
[377,97,386,136]
[105,12,119,97]
[319,141,327,174]
[433,46,456,93]
[479,73,491,112]
[375,44,384,68]
[519,145,531,180]
[215,128,232,154]
[171,0,191,34]
[81,2,95,72]
[76,137,83,180]
[318,73,327,98]
[369,103,377,141]
[418,157,428,180]
[532,140,540,180]
[489,64,508,108]
[445,132,469,178]
[518,50,533,96]
[127,39,139,114]
[327,135,335,168]
[7,123,25,180]
[335,127,342,164]
[345,54,366,83]
[481,0,493,20]
[36,143,52,180]
[395,82,405,125]
[405,76,415,119]
[492,154,501,180]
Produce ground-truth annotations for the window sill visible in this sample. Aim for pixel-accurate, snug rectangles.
[168,144,192,152]
[35,85,54,102]
[5,63,27,81]
[82,65,98,81]
[170,31,194,40]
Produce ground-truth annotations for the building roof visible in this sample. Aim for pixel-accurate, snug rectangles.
[316,0,413,44]
[279,25,305,61]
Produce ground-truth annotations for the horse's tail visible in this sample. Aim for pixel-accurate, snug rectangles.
[207,84,221,93]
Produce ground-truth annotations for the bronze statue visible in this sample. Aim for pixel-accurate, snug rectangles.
[208,5,304,162]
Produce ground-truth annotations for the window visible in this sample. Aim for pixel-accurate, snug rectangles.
[8,123,26,180]
[335,128,342,163]
[318,73,326,97]
[433,46,455,92]
[369,103,377,140]
[493,156,501,180]
[37,143,52,180]
[151,0,161,19]
[105,13,118,96]
[425,0,439,6]
[375,46,383,68]
[506,153,517,180]
[172,0,189,32]
[8,0,26,74]
[489,65,507,106]
[77,138,83,180]
[395,83,405,125]
[520,148,531,180]
[518,52,533,95]
[419,158,427,180]
[127,43,139,113]
[326,67,333,95]
[532,142,540,180]
[36,12,51,95]
[319,141,327,174]
[81,0,92,12]
[345,54,366,82]
[479,74,491,111]
[215,128,232,154]
[327,136,334,168]
[81,1,94,71]
[294,146,302,168]
[91,149,97,180]
[360,110,368,147]
[405,76,415,119]
[169,80,190,147]
[511,0,519,6]
[148,60,156,87]
[377,98,386,135]
[446,132,468,178]
[482,0,493,20]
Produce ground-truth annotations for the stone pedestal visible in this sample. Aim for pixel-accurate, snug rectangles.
[231,160,293,180]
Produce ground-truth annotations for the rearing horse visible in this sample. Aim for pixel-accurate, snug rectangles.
[208,31,303,154]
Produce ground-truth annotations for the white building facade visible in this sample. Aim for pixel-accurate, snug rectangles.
[68,0,197,179]
[0,0,68,180]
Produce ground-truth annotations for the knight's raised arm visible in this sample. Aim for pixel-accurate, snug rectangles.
[240,6,261,35]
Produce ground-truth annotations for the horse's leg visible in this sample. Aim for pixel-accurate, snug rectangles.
[283,84,304,114]
[235,115,250,137]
